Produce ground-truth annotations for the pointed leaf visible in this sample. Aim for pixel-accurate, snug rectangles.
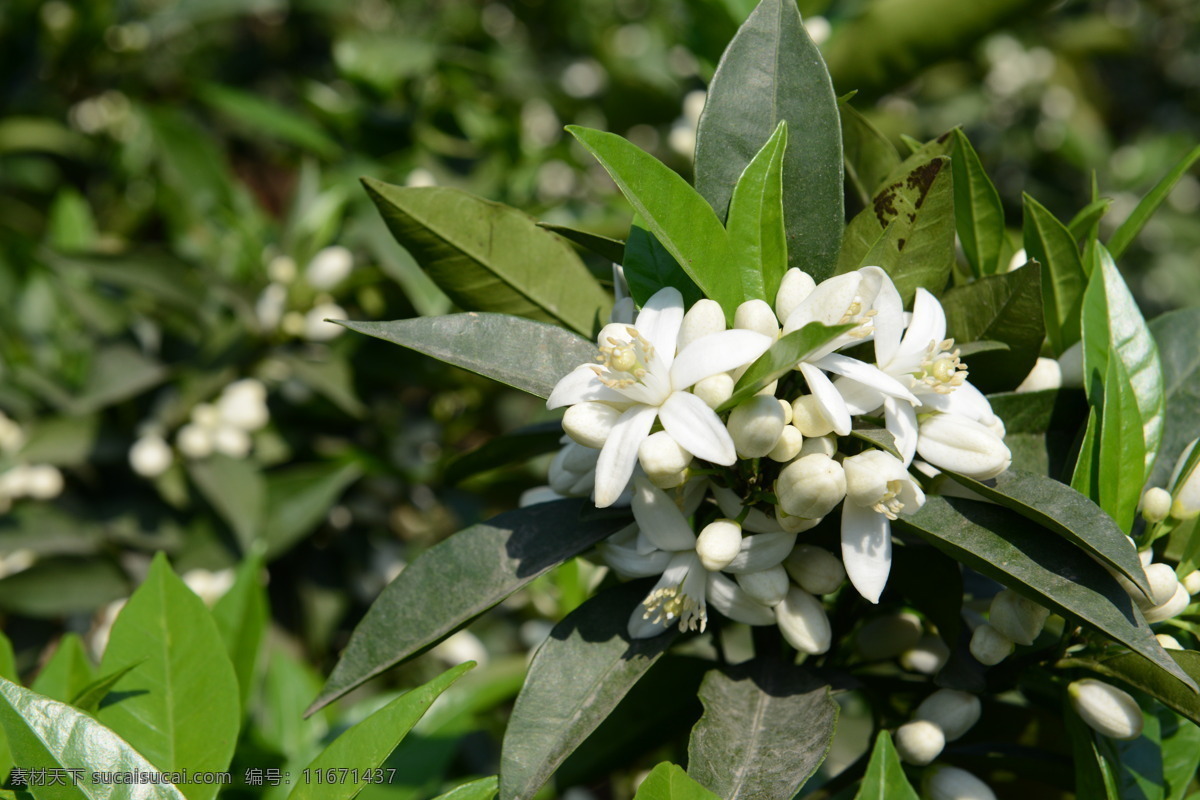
[1023,194,1086,355]
[538,223,626,264]
[1068,197,1113,243]
[186,454,264,554]
[1108,144,1200,260]
[363,179,611,337]
[840,104,901,207]
[694,0,844,282]
[212,554,268,711]
[263,461,362,559]
[849,425,901,460]
[70,663,141,713]
[726,121,789,305]
[719,322,855,411]
[1149,308,1200,488]
[431,776,499,800]
[1158,705,1200,800]
[1093,355,1146,532]
[951,129,1005,277]
[854,731,919,800]
[1065,694,1121,800]
[622,221,705,310]
[340,314,597,400]
[309,500,629,714]
[635,763,720,800]
[31,634,95,704]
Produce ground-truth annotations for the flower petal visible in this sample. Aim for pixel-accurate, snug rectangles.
[799,363,852,436]
[634,286,685,367]
[547,364,628,409]
[659,391,736,465]
[631,476,698,551]
[899,288,947,358]
[628,605,672,639]
[884,395,919,465]
[669,330,773,391]
[725,531,797,573]
[706,573,776,625]
[864,267,905,367]
[816,353,920,405]
[599,539,672,578]
[594,405,657,508]
[841,502,892,604]
[920,380,996,424]
[831,375,884,416]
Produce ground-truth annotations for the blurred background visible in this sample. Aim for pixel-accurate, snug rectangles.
[1,0,1198,796]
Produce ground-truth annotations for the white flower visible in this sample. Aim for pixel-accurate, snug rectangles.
[776,454,846,519]
[841,450,925,603]
[304,301,347,341]
[304,245,353,290]
[256,283,288,331]
[129,434,173,478]
[917,413,1011,479]
[217,379,270,432]
[774,586,831,654]
[969,624,1013,665]
[1069,679,1143,740]
[547,287,772,507]
[783,544,845,595]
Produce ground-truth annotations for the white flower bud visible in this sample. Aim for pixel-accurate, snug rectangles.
[916,689,982,741]
[129,434,173,478]
[988,590,1049,646]
[777,398,793,424]
[1157,633,1183,650]
[304,245,353,290]
[0,465,31,497]
[638,431,693,488]
[895,720,945,765]
[212,425,252,459]
[900,634,951,674]
[1007,248,1028,272]
[177,423,214,459]
[1139,548,1154,567]
[696,519,743,572]
[734,299,779,339]
[767,425,803,463]
[1171,451,1200,519]
[775,586,831,654]
[774,506,822,533]
[1144,583,1190,623]
[917,413,1011,480]
[969,624,1014,665]
[1015,357,1063,393]
[1058,341,1084,388]
[925,766,997,800]
[304,302,347,341]
[549,445,594,495]
[267,254,297,284]
[256,283,288,331]
[791,395,835,437]
[191,403,221,429]
[1183,570,1200,596]
[678,299,725,351]
[1069,679,1143,740]
[693,373,735,409]
[728,395,787,458]
[735,565,789,606]
[1140,487,1172,524]
[774,268,816,324]
[24,465,64,500]
[563,402,622,449]
[777,454,845,519]
[798,434,837,459]
[855,611,922,660]
[282,310,305,337]
[218,379,269,432]
[784,544,845,595]
[753,379,778,396]
[1145,562,1181,607]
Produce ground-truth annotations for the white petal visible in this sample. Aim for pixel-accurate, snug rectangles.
[783,272,860,333]
[670,330,772,391]
[884,396,919,466]
[634,287,685,367]
[659,391,736,465]
[600,540,672,578]
[725,532,797,573]
[800,363,852,436]
[841,502,892,604]
[921,380,995,424]
[628,605,672,639]
[706,573,776,625]
[547,364,627,409]
[865,267,905,367]
[631,477,698,551]
[831,375,884,416]
[900,289,947,359]
[594,405,658,508]
[817,354,920,405]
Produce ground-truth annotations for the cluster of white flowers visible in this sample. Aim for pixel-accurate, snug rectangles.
[542,266,1012,640]
[0,411,65,513]
[255,246,352,342]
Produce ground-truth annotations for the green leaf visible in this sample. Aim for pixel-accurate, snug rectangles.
[287,663,473,800]
[278,354,366,418]
[896,496,1196,692]
[499,583,678,800]
[70,345,169,415]
[686,660,838,800]
[1068,197,1113,243]
[263,462,362,559]
[362,179,611,337]
[951,129,1005,277]
[836,157,955,304]
[1065,694,1121,800]
[340,315,597,400]
[719,322,855,411]
[1108,144,1200,260]
[15,415,99,466]
[0,633,14,683]
[1063,651,1200,728]
[47,187,98,251]
[309,500,629,714]
[840,104,901,207]
[70,664,141,713]
[537,223,626,264]
[445,422,564,486]
[96,553,240,800]
[889,545,962,654]
[694,0,844,282]
[1149,308,1200,488]
[568,126,737,319]
[1095,355,1147,532]
[430,776,499,800]
[212,554,268,711]
[942,469,1151,598]
[854,731,919,800]
[622,222,705,310]
[187,454,265,554]
[635,763,720,800]
[725,121,789,305]
[0,557,129,618]
[0,676,188,800]
[31,634,96,704]
[1094,694,1165,800]
[1158,704,1200,800]
[1022,193,1086,356]
[196,83,342,159]
[849,425,901,460]
[940,263,1044,393]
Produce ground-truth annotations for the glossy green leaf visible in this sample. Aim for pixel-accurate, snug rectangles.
[430,776,499,800]
[1096,355,1146,532]
[499,583,678,800]
[287,663,472,800]
[694,0,843,282]
[212,554,268,711]
[1158,704,1200,800]
[187,454,265,554]
[445,421,564,486]
[538,223,626,264]
[840,104,901,207]
[889,545,962,653]
[940,262,1044,392]
[854,731,919,800]
[1071,406,1101,500]
[309,500,629,713]
[340,315,597,401]
[71,664,141,714]
[943,469,1151,598]
[1149,308,1200,488]
[263,461,362,559]
[1022,193,1085,356]
[719,322,854,411]
[1108,144,1200,260]
[96,553,240,800]
[568,126,738,319]
[1062,651,1200,728]
[837,157,955,304]
[0,676,187,800]
[1068,197,1113,243]
[635,763,720,800]
[622,221,705,309]
[951,129,1005,277]
[726,121,789,305]
[257,647,329,765]
[31,634,96,704]
[896,496,1196,691]
[362,179,611,337]
[687,660,838,800]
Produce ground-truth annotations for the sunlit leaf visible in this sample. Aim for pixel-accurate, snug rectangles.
[951,129,1005,277]
[1108,144,1200,260]
[635,763,720,800]
[1023,193,1085,356]
[726,121,789,305]
[854,731,919,800]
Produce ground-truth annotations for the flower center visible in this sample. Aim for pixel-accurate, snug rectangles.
[643,584,706,633]
[838,296,877,339]
[593,326,655,389]
[914,339,968,393]
[873,479,906,520]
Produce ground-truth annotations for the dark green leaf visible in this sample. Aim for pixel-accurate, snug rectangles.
[500,583,678,800]
[362,179,611,337]
[14,415,99,466]
[187,454,265,554]
[430,776,499,800]
[896,496,1195,691]
[694,0,844,282]
[197,83,342,159]
[70,663,141,713]
[622,222,705,309]
[719,322,855,411]
[31,634,95,704]
[71,345,168,414]
[1157,704,1200,800]
[687,660,838,800]
[1068,197,1113,243]
[1062,651,1200,728]
[726,121,789,305]
[263,461,362,559]
[635,763,721,800]
[854,731,919,800]
[840,104,900,207]
[309,500,629,714]
[212,554,268,711]
[445,422,564,486]
[279,354,366,418]
[0,557,129,617]
[1023,193,1085,356]
[538,223,626,264]
[951,129,1005,277]
[890,545,962,652]
[1149,308,1200,488]
[340,315,597,400]
[1108,144,1200,260]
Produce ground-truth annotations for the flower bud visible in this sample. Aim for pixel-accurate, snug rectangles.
[1069,679,1143,740]
[775,587,831,654]
[177,423,214,459]
[549,444,596,495]
[917,413,1011,480]
[1145,562,1181,607]
[775,268,816,324]
[304,302,347,341]
[855,611,922,660]
[1058,341,1084,388]
[778,398,793,424]
[1140,487,1172,524]
[1015,357,1063,393]
[1157,633,1183,650]
[24,465,64,500]
[304,245,353,290]
[696,519,743,572]
[843,449,925,518]
[916,689,982,741]
[925,766,997,800]
[678,299,726,352]
[1139,548,1154,567]
[218,379,269,431]
[734,299,779,339]
[900,634,951,674]
[130,434,173,478]
[798,434,837,459]
[791,395,835,437]
[610,296,636,324]
[563,402,621,449]
[267,254,296,283]
[988,590,1049,646]
[728,395,787,458]
[1183,570,1200,596]
[256,283,287,330]
[735,565,789,606]
[0,414,25,454]
[894,720,945,765]
[1144,583,1190,623]
[212,425,252,459]
[693,373,734,409]
[192,403,221,429]
[969,624,1013,665]
[774,506,822,534]
[767,425,803,463]
[776,454,845,519]
[638,431,693,488]
[784,544,845,595]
